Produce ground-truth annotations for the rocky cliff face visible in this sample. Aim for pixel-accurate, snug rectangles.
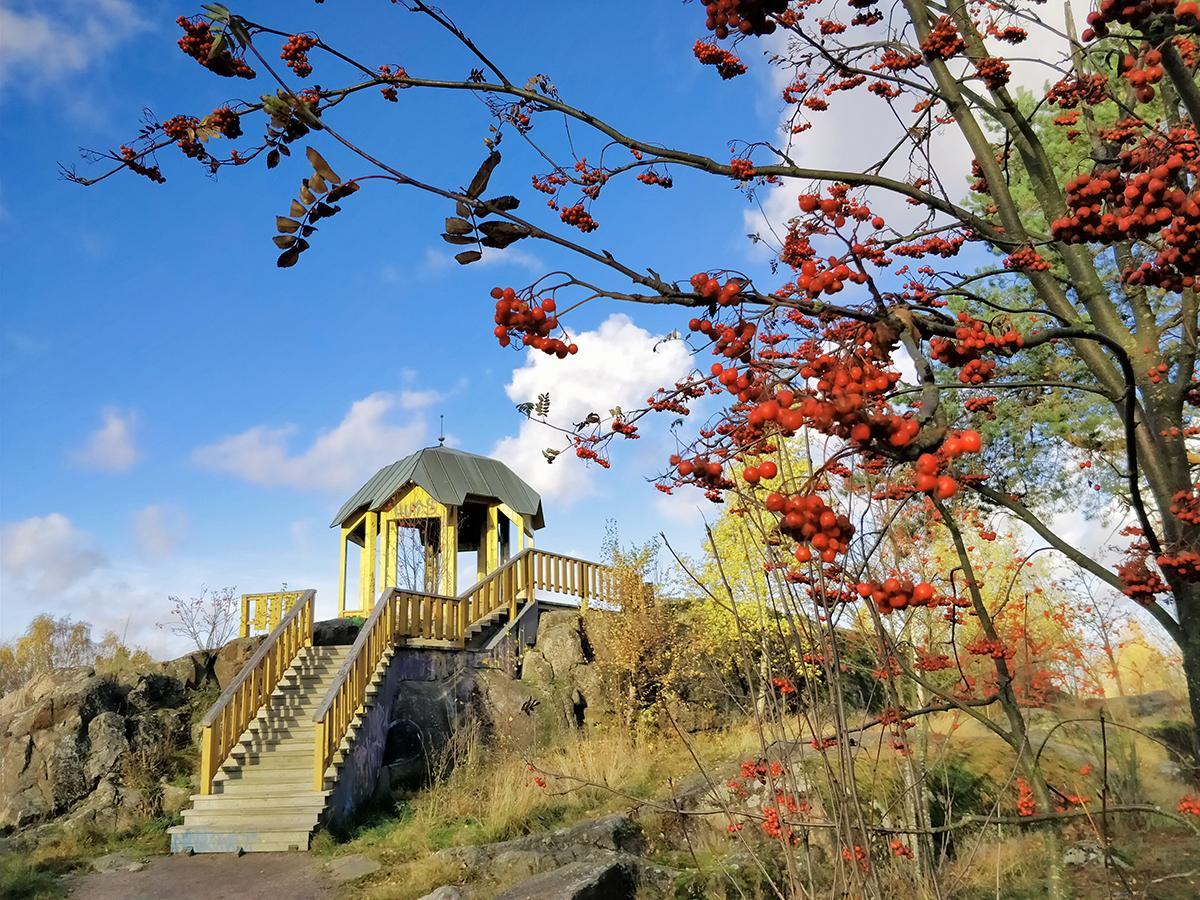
[0,619,359,836]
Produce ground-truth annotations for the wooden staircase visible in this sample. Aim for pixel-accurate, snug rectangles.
[169,645,352,853]
[171,550,637,853]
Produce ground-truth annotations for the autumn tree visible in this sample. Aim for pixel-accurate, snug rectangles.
[0,614,152,692]
[77,0,1200,770]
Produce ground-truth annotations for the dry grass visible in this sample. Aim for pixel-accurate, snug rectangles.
[317,722,763,899]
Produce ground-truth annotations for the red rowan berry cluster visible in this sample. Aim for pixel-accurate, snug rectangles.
[559,203,598,232]
[531,172,568,195]
[741,459,778,484]
[1147,361,1170,384]
[702,0,787,38]
[856,576,936,614]
[841,845,868,869]
[1016,778,1037,816]
[1178,794,1200,816]
[692,40,748,79]
[965,637,1015,660]
[690,272,744,306]
[760,492,855,563]
[377,65,410,102]
[761,806,796,843]
[1082,0,1176,41]
[672,454,730,491]
[573,442,610,467]
[1157,548,1200,582]
[636,170,673,188]
[1171,489,1200,525]
[921,16,965,60]
[960,393,998,410]
[987,22,1028,43]
[913,430,982,498]
[505,102,533,132]
[771,675,796,694]
[915,649,954,671]
[975,57,1011,90]
[610,418,639,439]
[890,840,915,859]
[1045,74,1110,109]
[1004,245,1051,271]
[208,107,242,139]
[1118,48,1164,104]
[959,358,996,384]
[489,287,578,357]
[1116,543,1168,602]
[176,16,255,79]
[161,115,203,158]
[1053,155,1199,290]
[929,312,1024,368]
[281,34,318,79]
[875,48,924,72]
[729,157,756,181]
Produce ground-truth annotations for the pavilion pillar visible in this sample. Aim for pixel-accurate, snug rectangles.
[441,506,458,596]
[382,513,397,591]
[337,525,349,617]
[361,510,379,612]
[478,504,499,578]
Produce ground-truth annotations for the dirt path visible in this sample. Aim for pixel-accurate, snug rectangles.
[64,853,337,900]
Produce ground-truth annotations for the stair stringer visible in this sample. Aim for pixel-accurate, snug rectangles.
[321,641,481,833]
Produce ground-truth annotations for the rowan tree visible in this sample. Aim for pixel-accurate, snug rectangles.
[75,0,1200,782]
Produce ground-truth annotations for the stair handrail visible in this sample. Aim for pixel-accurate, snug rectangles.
[310,580,473,789]
[308,548,640,790]
[197,588,315,795]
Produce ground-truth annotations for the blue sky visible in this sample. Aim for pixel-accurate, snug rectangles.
[0,0,811,654]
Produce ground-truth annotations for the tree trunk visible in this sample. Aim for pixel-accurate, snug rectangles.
[1178,605,1200,781]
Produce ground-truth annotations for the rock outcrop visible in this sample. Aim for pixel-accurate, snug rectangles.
[427,814,673,900]
[0,666,187,833]
[0,617,361,837]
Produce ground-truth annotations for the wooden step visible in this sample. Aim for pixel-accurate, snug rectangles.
[190,792,328,811]
[204,783,330,800]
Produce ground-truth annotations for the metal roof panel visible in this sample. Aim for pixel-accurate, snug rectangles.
[330,446,544,528]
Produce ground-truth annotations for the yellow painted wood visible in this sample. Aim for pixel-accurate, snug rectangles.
[240,591,304,637]
[386,483,443,519]
[487,505,499,574]
[197,591,314,795]
[337,525,349,617]
[362,511,379,612]
[383,513,398,590]
[441,505,458,596]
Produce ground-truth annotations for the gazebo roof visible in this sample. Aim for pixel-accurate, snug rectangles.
[330,446,545,529]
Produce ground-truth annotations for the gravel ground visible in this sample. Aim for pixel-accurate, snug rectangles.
[64,853,336,900]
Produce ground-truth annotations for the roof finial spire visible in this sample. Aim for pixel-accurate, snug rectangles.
[438,415,446,446]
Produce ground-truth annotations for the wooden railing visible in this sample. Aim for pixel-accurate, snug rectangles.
[239,590,305,638]
[197,589,315,794]
[530,549,633,608]
[310,548,639,788]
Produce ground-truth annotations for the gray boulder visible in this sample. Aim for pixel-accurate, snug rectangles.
[84,711,128,784]
[494,859,636,900]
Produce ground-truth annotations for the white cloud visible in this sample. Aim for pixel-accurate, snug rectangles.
[192,391,431,492]
[492,314,694,503]
[418,245,545,275]
[0,513,107,596]
[71,406,141,472]
[743,5,1087,244]
[132,505,186,560]
[0,0,147,89]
